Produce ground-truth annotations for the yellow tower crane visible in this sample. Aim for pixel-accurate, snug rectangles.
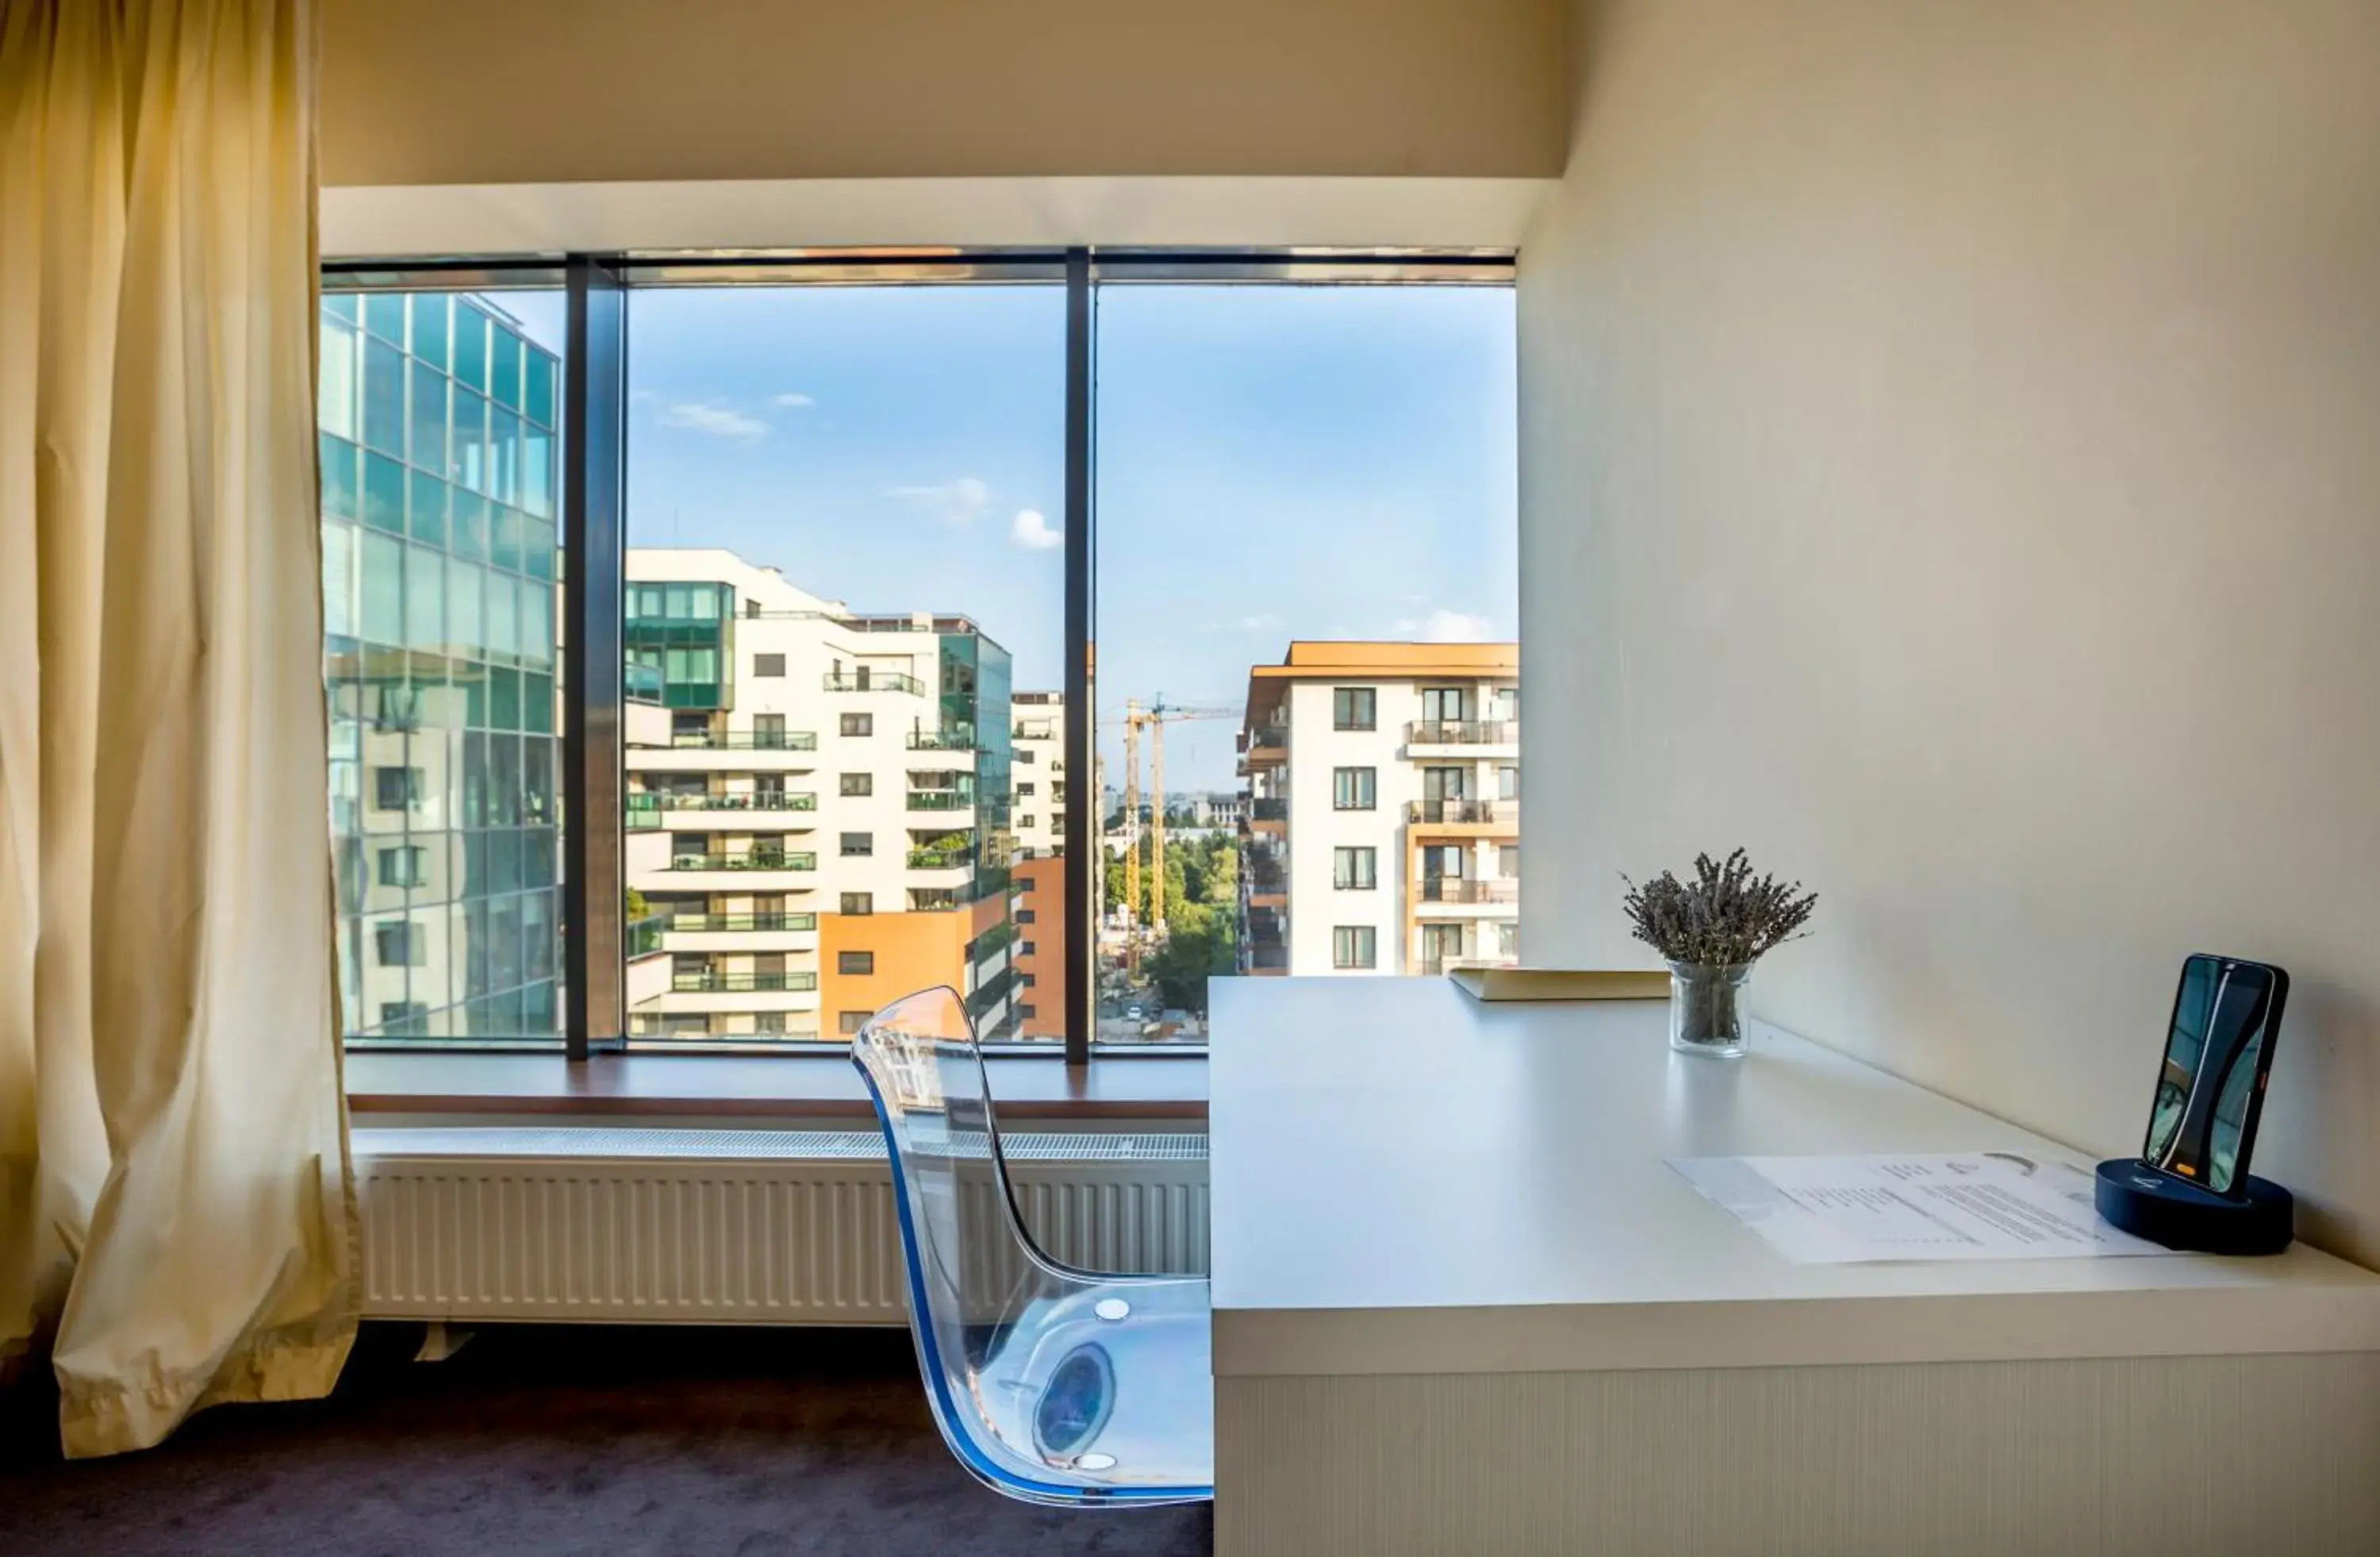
[1116,697,1237,970]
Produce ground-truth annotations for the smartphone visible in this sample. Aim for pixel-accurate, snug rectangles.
[2142,954,2289,1197]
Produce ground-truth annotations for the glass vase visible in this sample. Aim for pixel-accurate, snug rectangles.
[1668,960,1752,1058]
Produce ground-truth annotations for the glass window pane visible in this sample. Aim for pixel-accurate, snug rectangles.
[493,504,525,575]
[490,330,523,411]
[408,360,447,474]
[1095,283,1518,1029]
[319,317,358,440]
[363,452,406,533]
[452,302,489,390]
[361,336,405,457]
[319,432,359,521]
[524,348,556,428]
[405,542,443,647]
[360,531,403,644]
[489,407,522,506]
[409,469,448,548]
[451,386,489,492]
[625,283,1064,1044]
[320,283,566,1047]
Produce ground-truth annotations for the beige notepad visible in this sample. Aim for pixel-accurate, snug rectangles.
[1447,967,1671,1002]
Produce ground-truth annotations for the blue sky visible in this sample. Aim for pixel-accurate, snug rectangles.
[508,283,1516,792]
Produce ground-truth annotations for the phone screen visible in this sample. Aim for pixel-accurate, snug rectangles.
[2144,955,2278,1195]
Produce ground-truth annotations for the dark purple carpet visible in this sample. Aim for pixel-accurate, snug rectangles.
[0,1324,1211,1556]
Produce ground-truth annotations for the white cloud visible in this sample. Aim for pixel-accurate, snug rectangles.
[1393,608,1496,643]
[660,400,769,442]
[770,392,816,409]
[1010,509,1063,551]
[891,477,993,524]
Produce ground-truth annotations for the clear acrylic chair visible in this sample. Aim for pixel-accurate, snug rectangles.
[850,986,1215,1506]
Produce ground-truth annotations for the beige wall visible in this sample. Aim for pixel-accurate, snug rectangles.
[322,0,1566,187]
[1519,1,2380,1260]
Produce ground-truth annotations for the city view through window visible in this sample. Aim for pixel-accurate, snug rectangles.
[321,275,1515,1048]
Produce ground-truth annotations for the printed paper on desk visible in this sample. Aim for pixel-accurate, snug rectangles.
[1668,1152,2164,1263]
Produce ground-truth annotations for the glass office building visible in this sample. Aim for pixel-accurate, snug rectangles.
[318,290,564,1041]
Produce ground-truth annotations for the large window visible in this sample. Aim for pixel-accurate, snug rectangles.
[321,281,567,1045]
[324,253,1514,1059]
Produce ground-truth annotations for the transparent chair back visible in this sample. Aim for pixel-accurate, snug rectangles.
[851,986,1213,1505]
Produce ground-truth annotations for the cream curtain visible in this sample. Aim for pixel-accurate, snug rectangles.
[0,0,355,1458]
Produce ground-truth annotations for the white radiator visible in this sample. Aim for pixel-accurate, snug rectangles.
[351,1127,1210,1324]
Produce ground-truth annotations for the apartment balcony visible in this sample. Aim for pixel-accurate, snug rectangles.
[1013,720,1058,741]
[965,963,1017,1020]
[1239,725,1287,771]
[629,737,819,774]
[624,919,672,1009]
[1414,877,1521,917]
[907,844,975,872]
[658,911,820,955]
[1249,796,1288,832]
[908,727,977,752]
[638,968,823,1016]
[658,851,820,888]
[1405,798,1518,832]
[824,671,925,696]
[629,792,819,829]
[1404,719,1519,758]
[905,789,977,813]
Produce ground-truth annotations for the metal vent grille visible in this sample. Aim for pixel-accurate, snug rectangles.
[353,1127,1209,1324]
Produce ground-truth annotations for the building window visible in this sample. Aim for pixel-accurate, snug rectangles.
[376,845,428,889]
[840,712,873,737]
[1017,909,1036,925]
[841,893,873,916]
[840,832,872,857]
[754,1011,786,1035]
[373,921,425,967]
[751,713,788,748]
[1018,1004,1035,1020]
[838,951,875,975]
[753,652,786,678]
[1334,847,1377,890]
[1499,763,1520,801]
[1420,686,1470,723]
[1499,844,1521,878]
[839,772,873,797]
[372,767,421,811]
[1019,814,1037,829]
[1015,748,1035,763]
[1019,874,1038,893]
[1017,781,1036,797]
[1332,687,1376,731]
[839,1010,871,1036]
[1332,767,1377,810]
[1332,926,1377,970]
[1020,941,1037,957]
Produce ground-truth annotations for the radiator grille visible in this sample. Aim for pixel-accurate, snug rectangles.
[354,1128,1210,1324]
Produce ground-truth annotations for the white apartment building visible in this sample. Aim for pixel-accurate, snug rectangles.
[1238,642,1519,977]
[1008,690,1065,859]
[623,548,1019,1042]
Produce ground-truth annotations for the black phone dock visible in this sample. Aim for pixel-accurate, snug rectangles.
[2094,1159,2294,1255]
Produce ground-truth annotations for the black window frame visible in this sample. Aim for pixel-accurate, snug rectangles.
[1334,845,1378,890]
[1332,686,1377,732]
[1332,925,1379,971]
[1333,766,1378,811]
[324,248,1514,1063]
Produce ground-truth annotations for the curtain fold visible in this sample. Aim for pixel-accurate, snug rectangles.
[0,0,356,1459]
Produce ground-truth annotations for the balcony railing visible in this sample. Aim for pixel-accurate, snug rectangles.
[905,790,976,810]
[1406,719,1517,746]
[1416,877,1520,905]
[665,912,819,933]
[626,915,669,958]
[1405,798,1514,826]
[1012,720,1058,740]
[1250,797,1289,822]
[905,727,976,751]
[1246,946,1289,971]
[824,671,925,695]
[666,851,820,872]
[969,920,1019,964]
[1246,727,1287,752]
[671,969,820,994]
[908,846,975,870]
[641,730,819,752]
[966,963,1017,1017]
[629,791,818,813]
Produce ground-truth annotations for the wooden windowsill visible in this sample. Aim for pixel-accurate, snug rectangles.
[345,1049,1208,1121]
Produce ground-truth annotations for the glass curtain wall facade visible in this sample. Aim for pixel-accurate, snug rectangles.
[319,288,566,1041]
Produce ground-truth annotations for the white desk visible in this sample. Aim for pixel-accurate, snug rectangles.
[1209,978,2380,1557]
